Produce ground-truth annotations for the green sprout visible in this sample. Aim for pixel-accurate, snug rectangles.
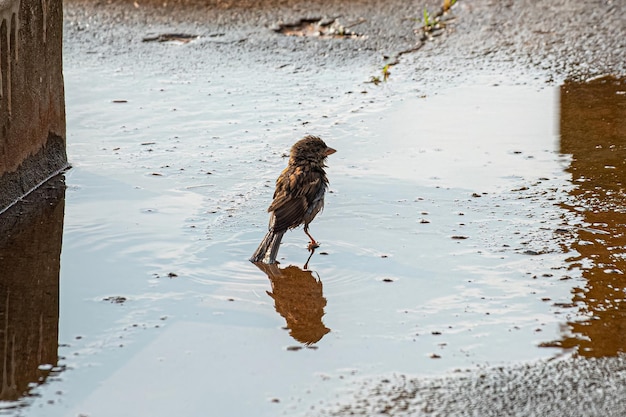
[382,64,391,82]
[423,7,434,30]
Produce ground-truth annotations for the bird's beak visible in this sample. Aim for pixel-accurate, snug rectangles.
[325,147,337,156]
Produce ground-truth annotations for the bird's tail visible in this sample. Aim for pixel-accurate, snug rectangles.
[250,230,285,264]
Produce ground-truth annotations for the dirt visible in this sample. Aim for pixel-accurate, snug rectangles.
[1,0,625,416]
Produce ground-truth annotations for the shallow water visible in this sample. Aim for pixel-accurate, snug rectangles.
[1,21,625,416]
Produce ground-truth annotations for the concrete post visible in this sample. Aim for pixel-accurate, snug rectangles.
[0,0,67,213]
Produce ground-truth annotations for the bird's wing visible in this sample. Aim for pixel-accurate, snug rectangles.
[268,166,322,232]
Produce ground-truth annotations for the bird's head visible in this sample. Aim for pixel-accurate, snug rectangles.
[290,135,336,166]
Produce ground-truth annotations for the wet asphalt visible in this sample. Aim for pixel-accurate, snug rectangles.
[62,0,626,415]
[321,355,626,416]
[65,0,625,80]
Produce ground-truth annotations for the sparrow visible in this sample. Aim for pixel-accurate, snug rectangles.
[250,135,336,264]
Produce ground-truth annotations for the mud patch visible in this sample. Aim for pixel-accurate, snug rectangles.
[103,296,128,304]
[142,33,199,43]
[272,17,365,38]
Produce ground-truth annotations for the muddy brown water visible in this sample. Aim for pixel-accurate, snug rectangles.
[1,9,625,416]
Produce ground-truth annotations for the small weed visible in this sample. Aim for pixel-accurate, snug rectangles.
[367,76,382,85]
[423,7,435,31]
[384,0,459,77]
[367,64,392,85]
[421,1,457,34]
[382,64,391,82]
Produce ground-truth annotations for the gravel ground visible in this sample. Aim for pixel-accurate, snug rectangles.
[403,0,626,85]
[319,354,626,416]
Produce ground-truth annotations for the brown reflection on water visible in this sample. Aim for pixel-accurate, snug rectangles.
[545,76,626,357]
[0,175,64,400]
[253,261,330,345]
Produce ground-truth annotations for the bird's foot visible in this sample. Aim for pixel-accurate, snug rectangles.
[307,241,319,251]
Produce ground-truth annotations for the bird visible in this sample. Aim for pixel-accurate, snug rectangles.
[250,135,336,264]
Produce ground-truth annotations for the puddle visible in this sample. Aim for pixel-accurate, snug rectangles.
[1,7,625,415]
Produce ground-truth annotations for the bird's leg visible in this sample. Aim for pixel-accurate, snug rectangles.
[304,225,319,251]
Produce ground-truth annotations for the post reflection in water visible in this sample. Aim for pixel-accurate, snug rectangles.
[0,175,64,401]
[544,76,626,357]
[253,254,330,345]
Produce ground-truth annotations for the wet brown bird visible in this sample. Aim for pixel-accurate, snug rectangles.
[250,135,336,264]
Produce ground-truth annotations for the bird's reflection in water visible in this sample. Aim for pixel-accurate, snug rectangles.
[253,252,330,345]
